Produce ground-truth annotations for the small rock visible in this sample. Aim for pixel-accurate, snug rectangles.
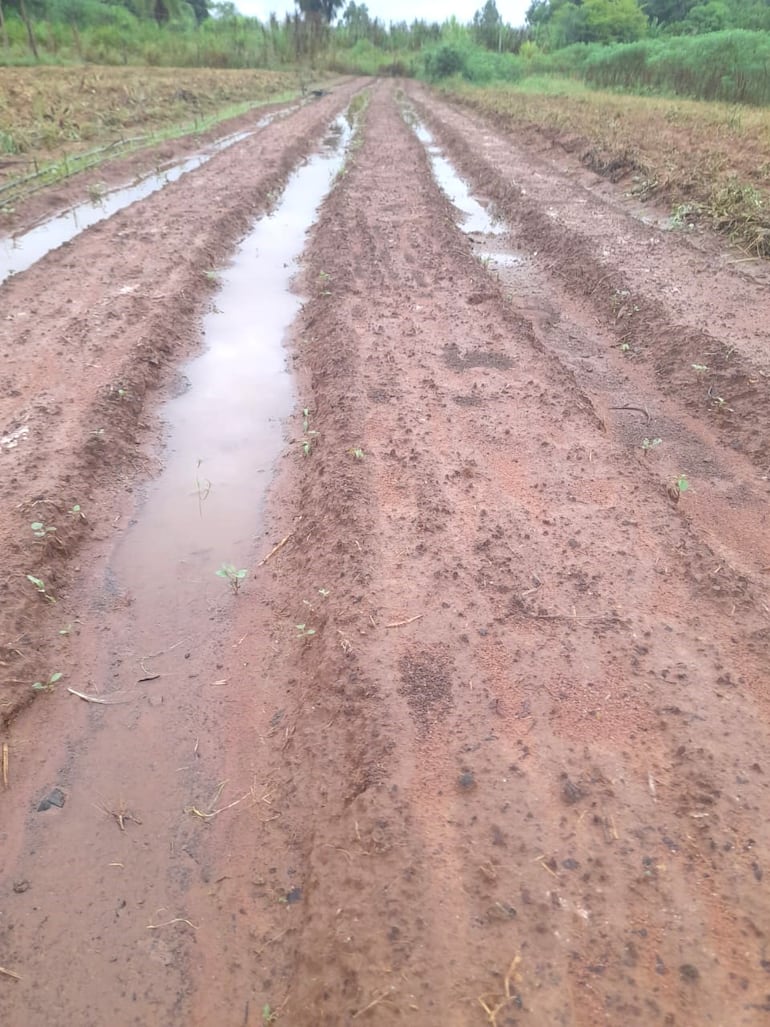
[37,787,65,812]
[679,963,700,982]
[562,858,580,871]
[561,777,583,805]
[458,771,476,792]
[286,886,302,904]
[13,880,30,894]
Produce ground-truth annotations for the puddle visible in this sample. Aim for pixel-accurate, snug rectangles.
[0,107,295,286]
[482,250,526,269]
[411,121,503,237]
[106,115,352,623]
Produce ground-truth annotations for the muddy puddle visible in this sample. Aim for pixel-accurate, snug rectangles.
[410,119,503,237]
[0,107,296,286]
[110,114,352,626]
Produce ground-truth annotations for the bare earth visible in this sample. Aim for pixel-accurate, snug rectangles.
[1,77,770,1027]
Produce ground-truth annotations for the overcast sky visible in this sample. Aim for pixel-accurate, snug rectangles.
[234,0,531,28]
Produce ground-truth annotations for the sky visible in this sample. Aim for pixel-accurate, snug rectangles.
[234,0,531,29]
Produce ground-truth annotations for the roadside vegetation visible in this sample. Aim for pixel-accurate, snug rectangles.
[0,66,292,193]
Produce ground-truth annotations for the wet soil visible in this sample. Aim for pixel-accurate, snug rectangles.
[2,77,770,1027]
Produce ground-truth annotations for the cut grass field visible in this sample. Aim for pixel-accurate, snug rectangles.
[0,66,296,202]
[441,77,770,255]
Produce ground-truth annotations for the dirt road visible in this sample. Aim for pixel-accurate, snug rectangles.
[1,78,769,1026]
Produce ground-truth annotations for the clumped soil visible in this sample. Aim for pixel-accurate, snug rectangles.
[1,77,770,1027]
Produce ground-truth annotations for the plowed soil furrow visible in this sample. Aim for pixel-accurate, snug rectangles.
[1,76,770,1027]
[0,82,362,726]
[198,82,770,1024]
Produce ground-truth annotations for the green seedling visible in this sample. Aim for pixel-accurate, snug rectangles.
[69,504,86,522]
[295,623,316,639]
[216,564,247,594]
[204,269,220,282]
[300,407,319,456]
[707,387,732,413]
[109,384,130,401]
[263,1005,278,1024]
[641,437,662,454]
[692,363,709,373]
[33,671,62,693]
[59,624,73,636]
[27,574,56,603]
[301,432,319,457]
[351,447,365,460]
[318,588,330,598]
[87,181,105,204]
[676,474,689,494]
[619,341,631,354]
[31,520,57,540]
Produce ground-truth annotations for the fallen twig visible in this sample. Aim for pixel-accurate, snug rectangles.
[385,615,423,629]
[609,404,651,422]
[259,532,294,566]
[352,987,396,1019]
[68,688,131,705]
[0,966,21,981]
[185,784,255,820]
[2,742,8,788]
[146,917,198,931]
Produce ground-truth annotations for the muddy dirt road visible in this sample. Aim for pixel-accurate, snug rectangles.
[1,78,770,1026]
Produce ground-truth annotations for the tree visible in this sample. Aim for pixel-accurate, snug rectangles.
[472,0,503,49]
[641,0,698,23]
[341,1,371,41]
[295,0,344,23]
[581,0,648,40]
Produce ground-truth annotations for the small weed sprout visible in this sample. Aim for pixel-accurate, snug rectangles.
[351,447,365,460]
[641,437,662,454]
[300,408,319,456]
[619,341,631,354]
[33,671,62,693]
[31,520,57,541]
[109,384,130,402]
[692,363,709,373]
[676,474,690,494]
[27,574,56,603]
[296,623,316,639]
[263,1003,278,1024]
[216,564,247,594]
[707,387,733,413]
[87,181,106,204]
[318,588,330,598]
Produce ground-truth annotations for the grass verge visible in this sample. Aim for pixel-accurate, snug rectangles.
[440,77,770,256]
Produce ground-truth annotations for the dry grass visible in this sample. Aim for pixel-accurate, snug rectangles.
[442,79,770,255]
[0,66,294,186]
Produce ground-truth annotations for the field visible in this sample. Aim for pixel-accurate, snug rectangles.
[1,71,770,1026]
